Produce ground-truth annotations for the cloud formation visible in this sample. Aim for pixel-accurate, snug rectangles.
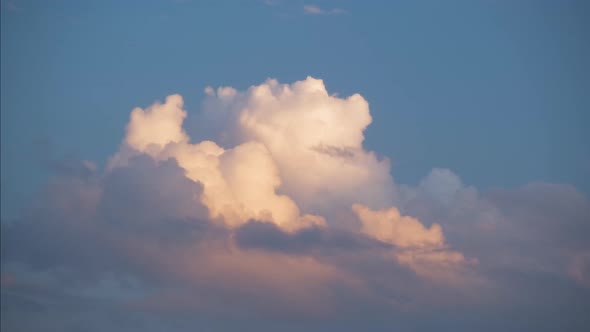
[2,77,590,331]
[110,77,397,233]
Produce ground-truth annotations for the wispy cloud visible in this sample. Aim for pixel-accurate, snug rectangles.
[303,4,346,15]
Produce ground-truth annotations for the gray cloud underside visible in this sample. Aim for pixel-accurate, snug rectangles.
[2,156,589,331]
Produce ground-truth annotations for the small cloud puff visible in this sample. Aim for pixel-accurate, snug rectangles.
[304,4,346,15]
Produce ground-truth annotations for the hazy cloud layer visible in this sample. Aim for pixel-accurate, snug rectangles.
[2,77,589,331]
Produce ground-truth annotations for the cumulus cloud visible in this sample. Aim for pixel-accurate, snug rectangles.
[125,94,189,152]
[3,77,590,331]
[353,204,445,248]
[352,204,475,283]
[197,77,396,219]
[110,92,324,231]
[110,77,398,233]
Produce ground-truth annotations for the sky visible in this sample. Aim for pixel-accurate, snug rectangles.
[1,0,589,331]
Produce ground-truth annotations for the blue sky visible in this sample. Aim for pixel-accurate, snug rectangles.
[2,0,588,207]
[1,1,589,331]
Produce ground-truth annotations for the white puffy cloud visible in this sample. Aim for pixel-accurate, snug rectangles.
[105,77,470,280]
[110,83,336,231]
[201,77,396,217]
[109,77,402,233]
[125,94,188,152]
[105,77,470,282]
[352,204,444,248]
[352,203,473,282]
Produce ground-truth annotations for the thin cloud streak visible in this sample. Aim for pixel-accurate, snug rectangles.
[304,4,346,15]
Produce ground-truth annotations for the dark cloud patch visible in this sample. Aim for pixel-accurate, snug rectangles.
[1,176,106,273]
[311,143,355,159]
[31,136,96,179]
[399,170,590,311]
[486,182,590,250]
[45,155,96,179]
[235,220,388,255]
[1,155,216,281]
[98,156,210,239]
[3,156,590,330]
[1,282,214,332]
[233,220,433,311]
